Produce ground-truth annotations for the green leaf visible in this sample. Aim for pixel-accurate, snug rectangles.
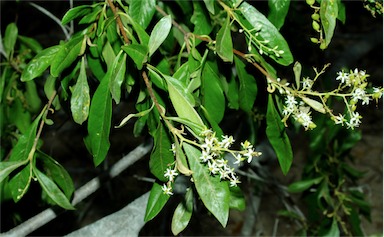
[129,0,156,30]
[203,0,215,14]
[70,57,90,125]
[234,56,257,113]
[144,182,170,222]
[38,151,74,199]
[122,44,148,70]
[320,0,338,48]
[201,62,225,123]
[18,35,43,53]
[0,161,26,183]
[171,188,193,235]
[87,74,112,166]
[266,94,293,175]
[9,164,31,202]
[21,46,61,82]
[148,15,172,57]
[236,1,293,66]
[183,143,230,227]
[191,1,213,44]
[216,15,233,62]
[267,0,290,30]
[34,168,75,210]
[109,51,127,104]
[3,23,18,58]
[61,5,92,25]
[129,18,150,46]
[25,80,42,113]
[149,123,175,182]
[165,77,204,128]
[101,40,116,70]
[9,112,42,162]
[226,75,239,109]
[51,35,84,77]
[287,177,323,193]
[322,218,340,237]
[229,185,245,211]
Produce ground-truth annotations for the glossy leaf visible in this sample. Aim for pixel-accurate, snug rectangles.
[38,151,74,199]
[0,161,26,183]
[183,143,230,227]
[323,218,340,237]
[3,23,18,58]
[9,164,31,202]
[149,123,175,182]
[71,57,90,125]
[144,182,170,222]
[87,74,112,166]
[287,177,323,193]
[216,16,233,62]
[266,94,293,175]
[9,112,42,162]
[191,1,213,40]
[236,1,293,66]
[148,15,172,57]
[165,77,204,128]
[51,35,84,77]
[109,51,127,104]
[122,44,148,70]
[202,62,225,123]
[129,0,156,30]
[21,45,60,82]
[129,18,150,46]
[34,168,75,210]
[320,0,338,48]
[25,80,42,113]
[267,0,290,30]
[61,5,92,25]
[302,96,326,114]
[18,35,43,53]
[234,56,257,113]
[171,188,193,235]
[229,185,246,211]
[203,0,215,14]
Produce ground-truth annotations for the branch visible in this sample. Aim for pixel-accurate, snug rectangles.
[107,0,130,44]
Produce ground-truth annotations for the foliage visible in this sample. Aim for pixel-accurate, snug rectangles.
[0,0,382,235]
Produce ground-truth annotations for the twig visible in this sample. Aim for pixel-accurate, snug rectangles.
[1,142,152,237]
[107,0,130,44]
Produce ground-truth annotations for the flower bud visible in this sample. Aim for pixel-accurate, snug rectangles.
[311,13,320,21]
[306,0,315,5]
[319,42,327,50]
[312,21,320,31]
[310,37,319,43]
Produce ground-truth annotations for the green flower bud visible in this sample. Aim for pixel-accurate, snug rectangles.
[312,21,320,31]
[309,122,317,129]
[311,13,320,21]
[319,42,327,50]
[306,0,315,5]
[310,37,319,43]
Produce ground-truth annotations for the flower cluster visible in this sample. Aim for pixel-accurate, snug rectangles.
[197,128,261,187]
[161,166,178,195]
[270,67,383,131]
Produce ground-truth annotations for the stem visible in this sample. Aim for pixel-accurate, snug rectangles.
[107,0,130,44]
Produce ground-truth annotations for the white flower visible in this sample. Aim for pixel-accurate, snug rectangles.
[164,168,178,182]
[200,128,213,137]
[295,110,314,129]
[361,96,371,105]
[302,77,313,90]
[201,137,215,153]
[162,183,173,196]
[346,112,362,129]
[220,135,234,149]
[333,114,345,125]
[208,160,219,175]
[241,140,253,150]
[200,150,213,163]
[336,70,349,84]
[352,88,366,102]
[230,177,241,187]
[244,148,255,163]
[373,87,383,99]
[233,154,243,165]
